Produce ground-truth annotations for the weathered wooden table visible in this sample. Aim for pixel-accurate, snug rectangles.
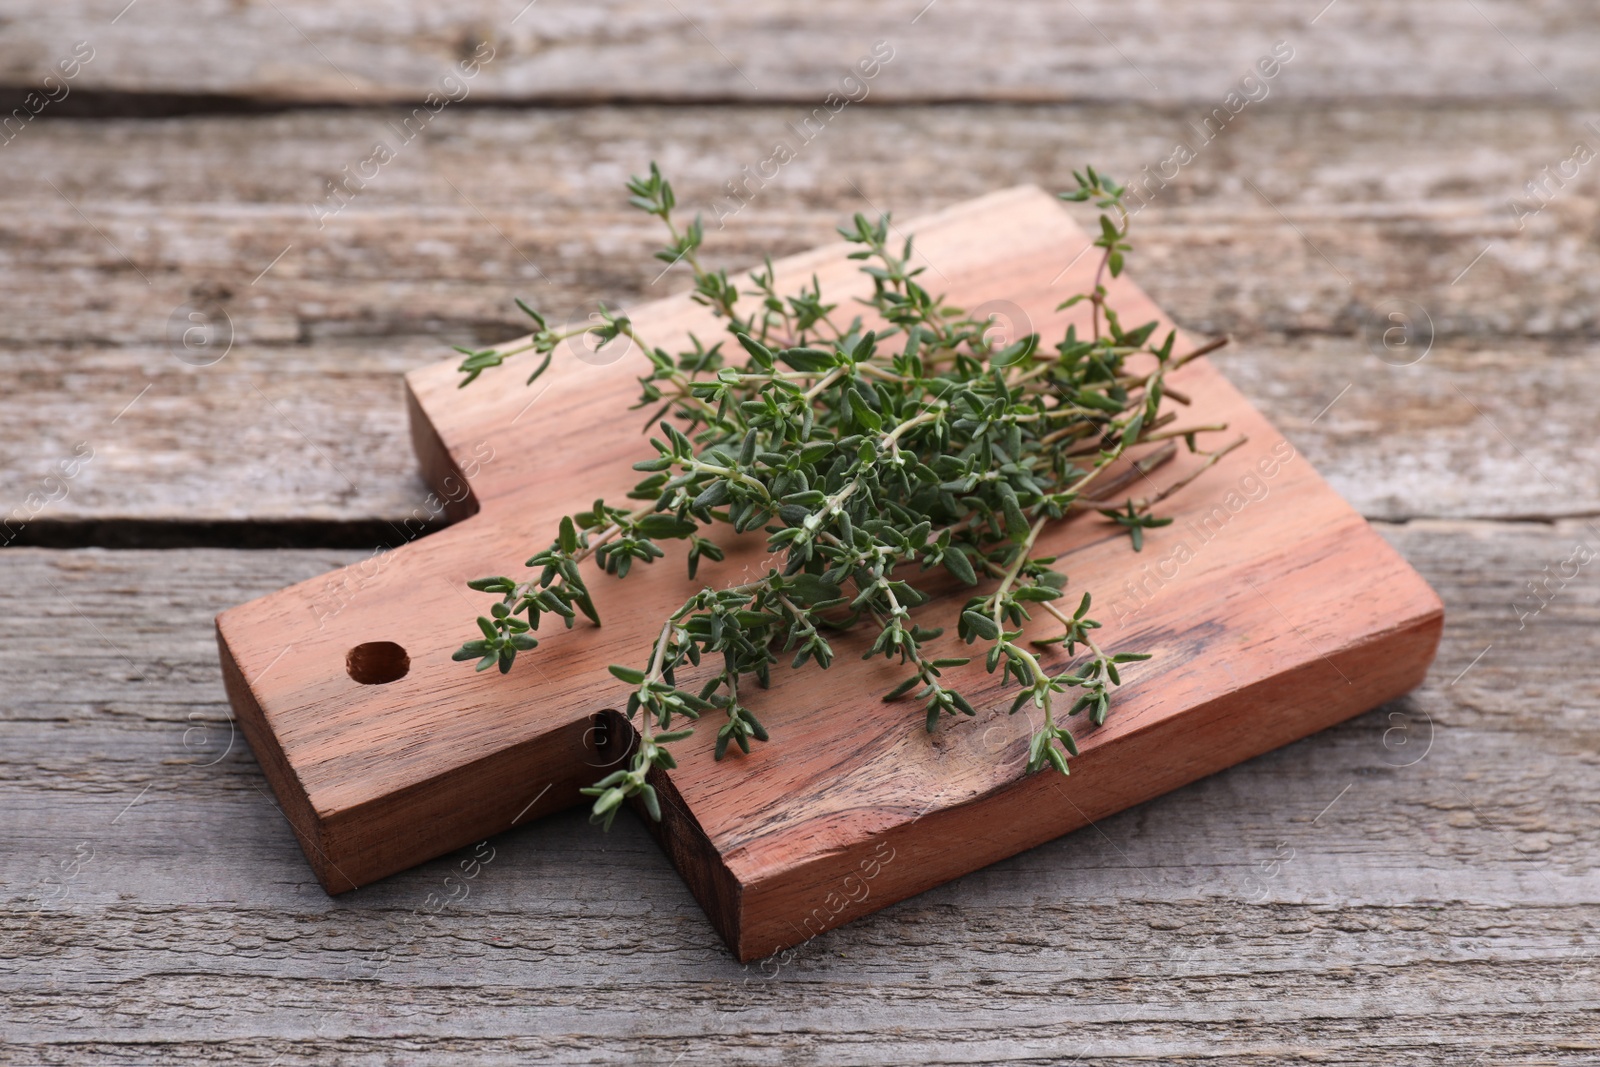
[4,3,1597,1062]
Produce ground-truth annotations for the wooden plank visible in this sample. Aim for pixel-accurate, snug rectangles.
[9,333,1594,534]
[212,187,1441,960]
[8,105,1597,343]
[6,0,1595,105]
[5,105,1600,531]
[1,519,1595,1061]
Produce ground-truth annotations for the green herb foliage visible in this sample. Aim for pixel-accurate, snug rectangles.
[451,164,1240,829]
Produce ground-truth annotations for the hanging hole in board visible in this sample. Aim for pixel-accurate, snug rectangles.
[346,641,410,685]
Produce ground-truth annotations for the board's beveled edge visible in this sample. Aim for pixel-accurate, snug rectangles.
[312,718,599,892]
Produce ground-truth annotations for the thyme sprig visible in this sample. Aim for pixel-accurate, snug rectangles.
[451,164,1239,827]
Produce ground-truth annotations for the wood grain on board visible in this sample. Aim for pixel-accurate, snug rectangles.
[215,186,1441,959]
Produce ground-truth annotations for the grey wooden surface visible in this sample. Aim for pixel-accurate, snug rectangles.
[3,3,1598,1063]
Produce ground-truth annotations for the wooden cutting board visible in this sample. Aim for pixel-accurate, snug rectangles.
[216,186,1443,962]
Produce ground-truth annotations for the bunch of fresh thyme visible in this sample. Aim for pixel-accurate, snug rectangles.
[451,165,1239,828]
